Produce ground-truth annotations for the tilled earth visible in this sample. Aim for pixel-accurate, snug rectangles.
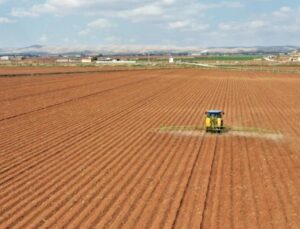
[0,68,299,228]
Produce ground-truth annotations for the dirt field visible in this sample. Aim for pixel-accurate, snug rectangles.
[0,66,133,77]
[0,66,100,74]
[0,68,299,228]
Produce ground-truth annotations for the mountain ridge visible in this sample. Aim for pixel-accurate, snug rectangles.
[0,45,298,56]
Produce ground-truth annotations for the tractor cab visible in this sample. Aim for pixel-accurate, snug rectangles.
[205,110,224,133]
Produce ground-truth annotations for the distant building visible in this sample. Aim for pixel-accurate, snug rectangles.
[96,57,112,61]
[56,57,82,63]
[288,51,300,62]
[289,57,300,62]
[56,59,69,63]
[263,55,277,62]
[81,58,92,63]
[96,59,136,64]
[0,56,10,61]
[14,56,25,61]
[169,57,174,63]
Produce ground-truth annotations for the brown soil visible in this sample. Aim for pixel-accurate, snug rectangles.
[0,68,299,228]
[0,66,119,75]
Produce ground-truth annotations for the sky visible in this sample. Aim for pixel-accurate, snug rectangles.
[0,0,299,47]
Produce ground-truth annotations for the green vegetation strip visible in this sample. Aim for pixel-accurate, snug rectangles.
[182,55,263,62]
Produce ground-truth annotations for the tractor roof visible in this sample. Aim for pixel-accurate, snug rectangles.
[207,110,224,114]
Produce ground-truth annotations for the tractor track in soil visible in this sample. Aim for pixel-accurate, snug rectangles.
[0,84,179,225]
[0,71,192,227]
[0,69,180,120]
[171,75,226,228]
[0,74,126,102]
[0,77,155,122]
[105,79,216,229]
[0,76,180,191]
[126,80,221,229]
[2,85,180,227]
[245,77,299,227]
[58,73,210,227]
[2,82,164,182]
[0,76,170,153]
[0,68,299,228]
[2,74,171,160]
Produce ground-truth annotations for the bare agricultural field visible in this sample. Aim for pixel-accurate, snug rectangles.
[0,66,133,77]
[0,68,299,228]
[0,66,101,75]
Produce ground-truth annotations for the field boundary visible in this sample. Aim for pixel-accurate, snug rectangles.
[0,67,185,78]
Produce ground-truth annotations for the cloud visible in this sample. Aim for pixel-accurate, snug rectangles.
[219,22,242,31]
[219,19,267,31]
[269,6,300,32]
[87,18,116,29]
[7,0,244,46]
[118,4,163,20]
[6,1,299,46]
[0,0,7,4]
[168,20,190,29]
[79,18,116,36]
[11,8,39,17]
[78,29,90,36]
[0,17,14,24]
[104,35,121,44]
[8,0,243,36]
[272,6,292,18]
[11,0,149,17]
[161,0,175,5]
[168,20,209,31]
[10,0,242,18]
[192,1,243,11]
[218,6,300,33]
[215,5,300,46]
[11,1,85,17]
[39,34,48,43]
[248,20,267,29]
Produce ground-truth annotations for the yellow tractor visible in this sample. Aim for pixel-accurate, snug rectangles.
[205,110,224,133]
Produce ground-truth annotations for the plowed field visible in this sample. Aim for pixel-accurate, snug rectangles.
[0,68,299,228]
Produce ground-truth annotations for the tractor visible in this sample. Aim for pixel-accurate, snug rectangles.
[205,110,224,133]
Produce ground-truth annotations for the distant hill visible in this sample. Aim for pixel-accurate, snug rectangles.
[0,45,299,56]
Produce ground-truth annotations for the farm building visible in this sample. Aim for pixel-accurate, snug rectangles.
[0,56,10,61]
[288,51,300,62]
[81,58,92,63]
